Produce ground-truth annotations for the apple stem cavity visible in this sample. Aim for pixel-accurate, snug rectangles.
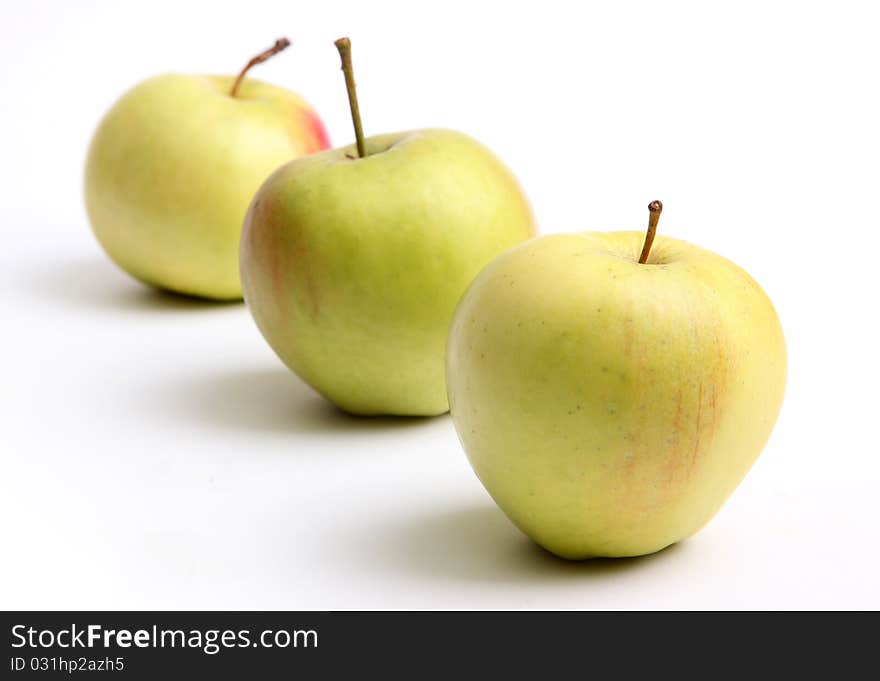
[229,37,291,98]
[638,200,664,264]
[334,37,366,159]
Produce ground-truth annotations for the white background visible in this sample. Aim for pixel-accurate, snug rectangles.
[1,0,878,609]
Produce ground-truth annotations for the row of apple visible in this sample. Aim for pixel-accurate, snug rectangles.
[84,37,787,559]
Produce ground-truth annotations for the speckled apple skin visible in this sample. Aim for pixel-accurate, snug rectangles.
[447,232,786,558]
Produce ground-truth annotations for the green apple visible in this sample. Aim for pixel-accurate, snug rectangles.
[85,38,330,300]
[239,38,536,415]
[447,202,787,558]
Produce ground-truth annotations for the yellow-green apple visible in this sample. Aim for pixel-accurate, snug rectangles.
[240,38,536,415]
[447,202,787,558]
[85,38,330,300]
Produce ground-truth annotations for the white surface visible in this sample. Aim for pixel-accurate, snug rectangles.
[2,0,879,609]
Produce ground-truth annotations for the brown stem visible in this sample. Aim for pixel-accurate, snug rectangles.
[638,200,664,264]
[334,37,366,158]
[229,38,291,98]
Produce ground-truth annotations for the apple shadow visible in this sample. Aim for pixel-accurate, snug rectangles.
[156,367,442,436]
[362,504,683,584]
[22,255,241,314]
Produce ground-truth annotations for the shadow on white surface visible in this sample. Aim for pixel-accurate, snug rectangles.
[161,368,441,435]
[23,255,242,313]
[366,504,683,584]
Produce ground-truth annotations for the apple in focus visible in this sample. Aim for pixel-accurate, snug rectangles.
[446,203,786,558]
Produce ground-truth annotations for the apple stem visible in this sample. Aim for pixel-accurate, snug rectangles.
[334,37,366,158]
[229,38,291,98]
[638,200,664,264]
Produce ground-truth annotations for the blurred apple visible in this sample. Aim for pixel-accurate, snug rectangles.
[240,39,536,415]
[85,38,329,300]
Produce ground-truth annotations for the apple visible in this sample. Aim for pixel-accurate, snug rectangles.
[85,38,330,300]
[240,38,536,415]
[446,202,787,558]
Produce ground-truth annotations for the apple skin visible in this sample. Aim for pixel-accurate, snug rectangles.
[85,74,330,300]
[446,231,786,558]
[240,129,537,416]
